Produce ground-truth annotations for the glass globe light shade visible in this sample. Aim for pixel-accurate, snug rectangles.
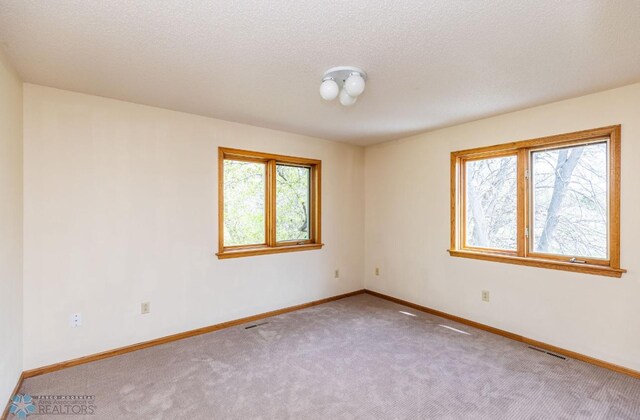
[344,73,365,97]
[339,88,357,106]
[319,79,339,101]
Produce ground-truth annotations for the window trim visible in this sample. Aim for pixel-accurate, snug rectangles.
[217,147,323,259]
[449,125,625,278]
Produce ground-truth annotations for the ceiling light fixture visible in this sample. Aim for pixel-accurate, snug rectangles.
[319,66,367,106]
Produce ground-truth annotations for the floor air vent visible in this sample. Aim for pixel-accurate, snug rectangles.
[528,346,567,360]
[245,322,269,330]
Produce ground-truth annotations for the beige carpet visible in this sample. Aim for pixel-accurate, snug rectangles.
[18,294,640,419]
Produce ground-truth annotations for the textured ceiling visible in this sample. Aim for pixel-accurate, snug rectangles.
[1,1,640,145]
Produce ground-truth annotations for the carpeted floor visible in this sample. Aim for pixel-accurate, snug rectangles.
[18,294,640,419]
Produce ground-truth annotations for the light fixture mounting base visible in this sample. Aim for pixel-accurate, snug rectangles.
[322,66,367,82]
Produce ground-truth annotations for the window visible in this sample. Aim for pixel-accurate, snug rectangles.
[530,141,608,259]
[450,126,625,277]
[464,154,518,251]
[217,148,322,259]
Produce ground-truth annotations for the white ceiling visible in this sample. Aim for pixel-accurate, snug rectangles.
[1,1,640,146]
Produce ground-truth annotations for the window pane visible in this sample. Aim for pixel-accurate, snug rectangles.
[223,160,265,246]
[276,164,310,242]
[532,142,608,259]
[465,155,517,250]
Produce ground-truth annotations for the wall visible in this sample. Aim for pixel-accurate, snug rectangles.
[20,80,640,374]
[0,51,23,404]
[365,83,640,372]
[22,84,365,370]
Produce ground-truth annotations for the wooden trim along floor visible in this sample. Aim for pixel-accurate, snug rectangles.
[364,290,640,380]
[5,290,366,417]
[21,290,366,379]
[1,373,24,420]
[4,287,639,418]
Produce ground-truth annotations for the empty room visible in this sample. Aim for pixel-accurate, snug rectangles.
[1,1,640,419]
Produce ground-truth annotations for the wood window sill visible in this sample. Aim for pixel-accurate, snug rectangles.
[217,243,324,259]
[448,249,626,278]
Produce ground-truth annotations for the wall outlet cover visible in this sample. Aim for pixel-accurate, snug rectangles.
[482,291,490,302]
[141,302,151,314]
[70,312,82,328]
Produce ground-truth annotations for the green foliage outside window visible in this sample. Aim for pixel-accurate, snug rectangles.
[223,160,265,246]
[276,165,310,242]
[223,160,312,246]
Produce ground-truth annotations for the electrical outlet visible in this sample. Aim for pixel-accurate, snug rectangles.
[70,313,82,328]
[375,267,380,276]
[334,269,340,278]
[141,302,151,314]
[482,290,490,302]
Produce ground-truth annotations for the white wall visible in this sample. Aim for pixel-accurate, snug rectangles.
[365,83,640,372]
[23,84,365,370]
[0,51,23,403]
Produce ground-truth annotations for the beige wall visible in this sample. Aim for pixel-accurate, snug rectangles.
[19,80,640,374]
[365,83,640,371]
[0,51,23,404]
[22,84,365,369]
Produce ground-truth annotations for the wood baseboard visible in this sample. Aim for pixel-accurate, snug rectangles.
[1,372,24,420]
[22,289,366,379]
[364,289,640,380]
[15,287,639,391]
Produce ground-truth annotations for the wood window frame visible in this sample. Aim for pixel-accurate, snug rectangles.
[449,125,626,278]
[217,147,323,259]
